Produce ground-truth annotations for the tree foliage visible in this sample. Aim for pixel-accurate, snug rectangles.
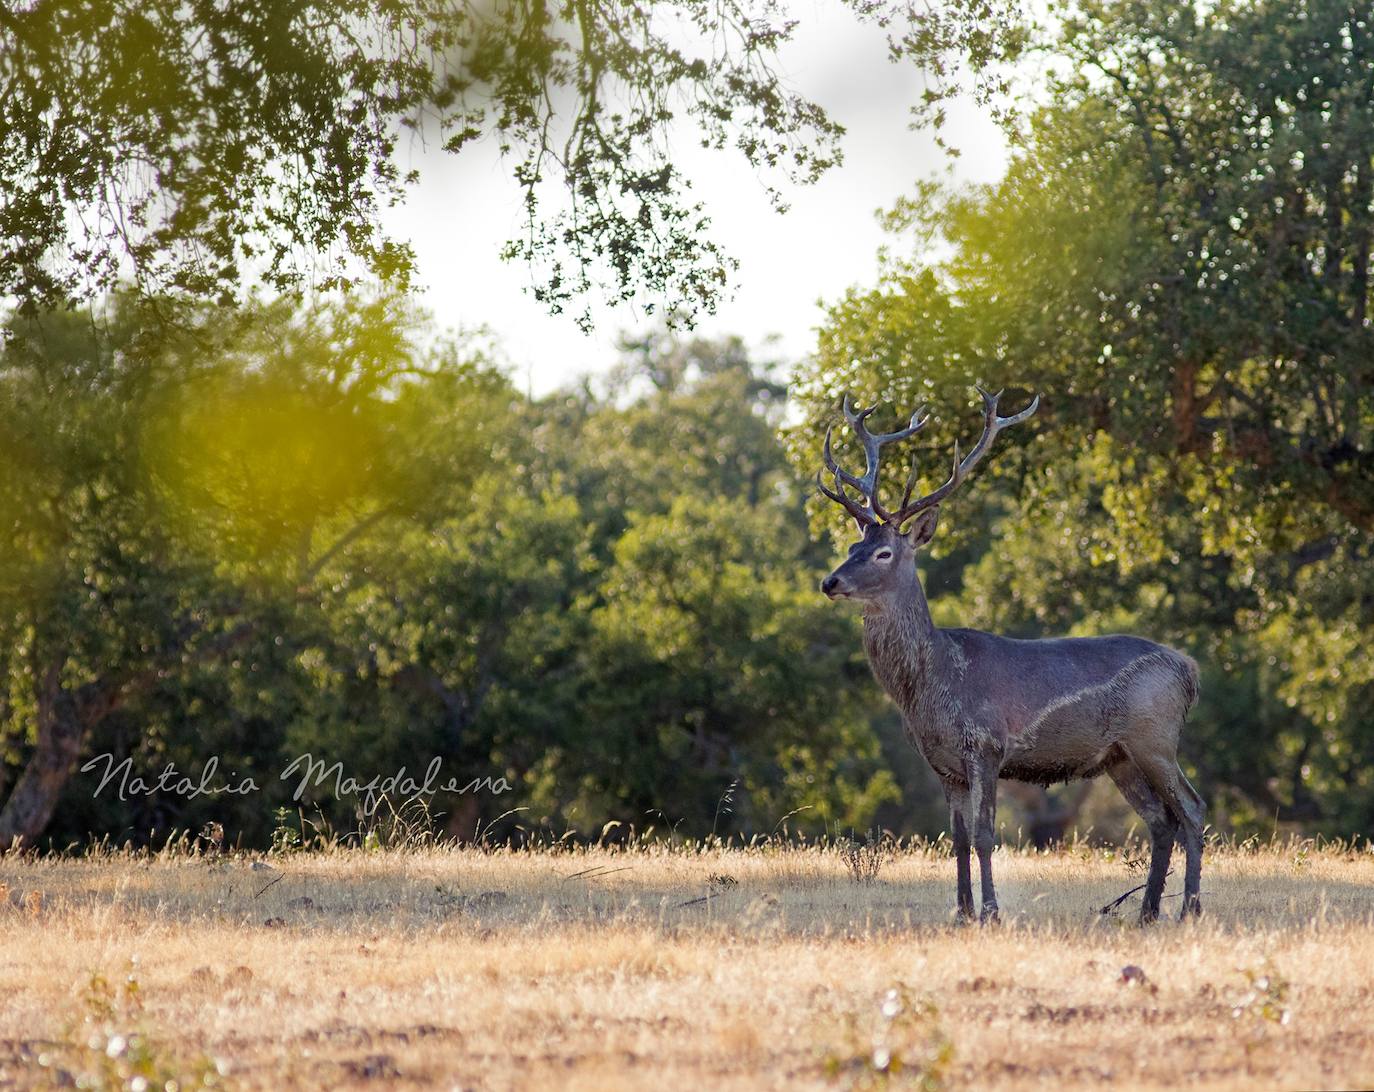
[0,0,1022,325]
[0,292,503,843]
[0,303,894,847]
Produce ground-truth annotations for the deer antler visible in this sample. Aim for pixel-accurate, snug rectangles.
[816,387,1038,530]
[890,386,1039,527]
[816,468,877,529]
[818,394,928,528]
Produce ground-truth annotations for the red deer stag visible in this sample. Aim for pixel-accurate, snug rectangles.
[817,389,1204,923]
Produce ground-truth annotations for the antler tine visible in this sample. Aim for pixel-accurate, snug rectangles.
[897,439,965,517]
[822,426,863,491]
[898,459,920,513]
[957,386,1040,476]
[866,406,929,520]
[994,390,1040,428]
[816,469,878,532]
[832,395,881,501]
[895,407,933,511]
[823,426,881,521]
[818,393,936,528]
[841,393,878,427]
[830,394,930,517]
[893,386,1038,526]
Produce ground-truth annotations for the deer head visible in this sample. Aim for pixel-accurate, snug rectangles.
[818,387,1038,603]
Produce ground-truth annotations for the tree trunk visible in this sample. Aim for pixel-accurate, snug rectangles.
[0,665,81,849]
[1003,782,1094,849]
[444,794,482,843]
[0,666,110,849]
[0,619,257,849]
[1172,358,1201,453]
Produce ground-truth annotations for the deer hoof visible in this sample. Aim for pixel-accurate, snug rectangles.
[1178,895,1203,921]
[954,909,975,927]
[980,905,1000,925]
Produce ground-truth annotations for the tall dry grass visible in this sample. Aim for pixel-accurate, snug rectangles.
[1,838,1372,1089]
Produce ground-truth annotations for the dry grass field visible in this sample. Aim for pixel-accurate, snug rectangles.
[1,839,1373,1090]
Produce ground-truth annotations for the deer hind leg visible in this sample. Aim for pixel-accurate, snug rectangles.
[1172,767,1206,918]
[1125,747,1206,920]
[1107,757,1177,923]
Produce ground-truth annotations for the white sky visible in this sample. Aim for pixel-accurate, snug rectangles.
[384,3,1010,394]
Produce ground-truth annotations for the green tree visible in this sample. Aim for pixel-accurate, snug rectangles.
[578,495,894,833]
[0,293,506,846]
[3,310,903,847]
[794,0,1374,837]
[463,336,898,837]
[0,0,1021,325]
[276,332,903,842]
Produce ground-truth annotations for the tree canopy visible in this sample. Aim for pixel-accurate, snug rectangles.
[7,0,1374,848]
[0,0,1021,326]
[0,301,903,847]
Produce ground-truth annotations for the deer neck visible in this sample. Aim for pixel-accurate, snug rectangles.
[860,566,949,713]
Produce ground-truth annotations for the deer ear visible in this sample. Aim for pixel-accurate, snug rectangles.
[902,507,940,548]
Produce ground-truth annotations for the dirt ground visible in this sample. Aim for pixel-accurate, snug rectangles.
[1,840,1372,1089]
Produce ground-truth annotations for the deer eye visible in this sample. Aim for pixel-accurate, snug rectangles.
[874,549,893,562]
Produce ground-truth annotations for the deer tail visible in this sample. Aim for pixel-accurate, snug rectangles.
[1170,650,1201,714]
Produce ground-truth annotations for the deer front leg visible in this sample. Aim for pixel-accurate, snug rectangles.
[969,757,1000,923]
[942,780,975,922]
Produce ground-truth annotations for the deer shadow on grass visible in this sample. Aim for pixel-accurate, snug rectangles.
[9,855,1350,937]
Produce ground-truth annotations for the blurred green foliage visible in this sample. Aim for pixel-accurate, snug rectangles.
[5,0,1374,847]
[0,297,902,847]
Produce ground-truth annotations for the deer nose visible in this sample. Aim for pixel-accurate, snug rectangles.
[821,574,840,597]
